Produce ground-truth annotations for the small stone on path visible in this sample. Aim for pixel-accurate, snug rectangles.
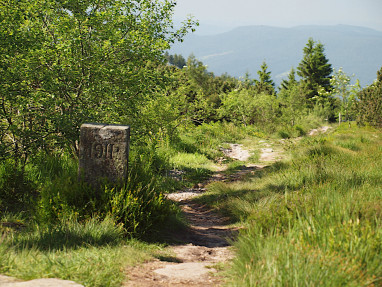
[0,276,83,287]
[153,262,215,281]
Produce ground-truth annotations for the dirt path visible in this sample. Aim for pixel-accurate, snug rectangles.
[123,126,332,286]
[123,145,273,287]
[221,144,251,161]
[308,126,331,136]
[124,179,238,286]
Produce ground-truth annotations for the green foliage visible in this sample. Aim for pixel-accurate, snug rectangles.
[278,83,309,125]
[219,90,280,128]
[0,0,196,161]
[0,218,157,286]
[355,67,382,127]
[0,143,180,238]
[104,148,178,237]
[254,61,275,95]
[165,52,186,69]
[0,161,37,214]
[2,7,373,286]
[280,67,297,91]
[329,68,360,122]
[297,38,333,102]
[199,127,382,286]
[175,121,253,161]
[9,216,124,251]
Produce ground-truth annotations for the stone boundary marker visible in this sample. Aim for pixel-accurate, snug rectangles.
[79,123,130,187]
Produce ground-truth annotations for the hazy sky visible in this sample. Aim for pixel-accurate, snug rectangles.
[173,0,382,32]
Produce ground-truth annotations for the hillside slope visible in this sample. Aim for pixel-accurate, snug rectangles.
[170,25,382,86]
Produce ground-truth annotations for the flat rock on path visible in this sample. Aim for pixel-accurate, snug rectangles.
[125,166,243,286]
[308,126,332,136]
[124,196,236,287]
[221,144,251,161]
[124,142,286,286]
[0,276,83,287]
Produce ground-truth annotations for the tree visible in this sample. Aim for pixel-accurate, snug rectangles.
[280,68,297,91]
[254,61,275,95]
[165,53,186,69]
[377,66,382,82]
[239,71,256,90]
[0,0,196,163]
[355,67,382,127]
[330,68,360,123]
[297,38,333,101]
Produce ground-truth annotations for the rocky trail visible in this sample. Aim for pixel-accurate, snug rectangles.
[123,140,285,287]
[123,127,332,286]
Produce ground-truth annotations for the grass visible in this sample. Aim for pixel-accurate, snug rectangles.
[160,122,266,186]
[0,123,252,285]
[0,216,165,286]
[196,125,382,286]
[2,120,376,286]
[0,146,183,285]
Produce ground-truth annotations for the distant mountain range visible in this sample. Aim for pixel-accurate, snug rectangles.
[170,25,382,87]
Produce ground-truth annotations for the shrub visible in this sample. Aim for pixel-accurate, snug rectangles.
[0,161,37,214]
[356,82,382,128]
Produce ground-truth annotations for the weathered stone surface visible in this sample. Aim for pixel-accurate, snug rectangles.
[0,276,83,287]
[78,123,130,187]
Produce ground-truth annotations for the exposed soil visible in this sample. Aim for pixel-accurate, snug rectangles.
[258,141,283,162]
[221,144,251,161]
[123,144,275,287]
[124,180,239,287]
[308,126,332,136]
[123,127,332,286]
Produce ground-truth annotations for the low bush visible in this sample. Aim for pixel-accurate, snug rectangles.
[0,141,181,239]
[0,161,37,215]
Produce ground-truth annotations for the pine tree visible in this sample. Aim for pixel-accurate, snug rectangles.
[165,53,186,69]
[280,67,297,91]
[297,38,333,99]
[254,61,275,95]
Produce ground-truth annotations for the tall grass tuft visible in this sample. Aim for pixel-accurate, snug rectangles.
[10,216,124,251]
[200,126,382,286]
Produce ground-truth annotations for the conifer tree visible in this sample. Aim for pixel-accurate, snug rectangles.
[254,61,275,95]
[165,53,186,69]
[297,38,333,99]
[280,67,297,91]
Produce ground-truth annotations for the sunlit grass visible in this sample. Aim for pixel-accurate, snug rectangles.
[0,216,163,286]
[197,125,382,286]
[169,151,220,171]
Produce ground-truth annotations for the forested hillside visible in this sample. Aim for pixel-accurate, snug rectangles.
[1,0,381,286]
[170,25,382,86]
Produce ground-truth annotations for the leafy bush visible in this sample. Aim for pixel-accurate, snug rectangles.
[219,90,280,127]
[355,79,382,127]
[0,161,37,214]
[277,130,290,139]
